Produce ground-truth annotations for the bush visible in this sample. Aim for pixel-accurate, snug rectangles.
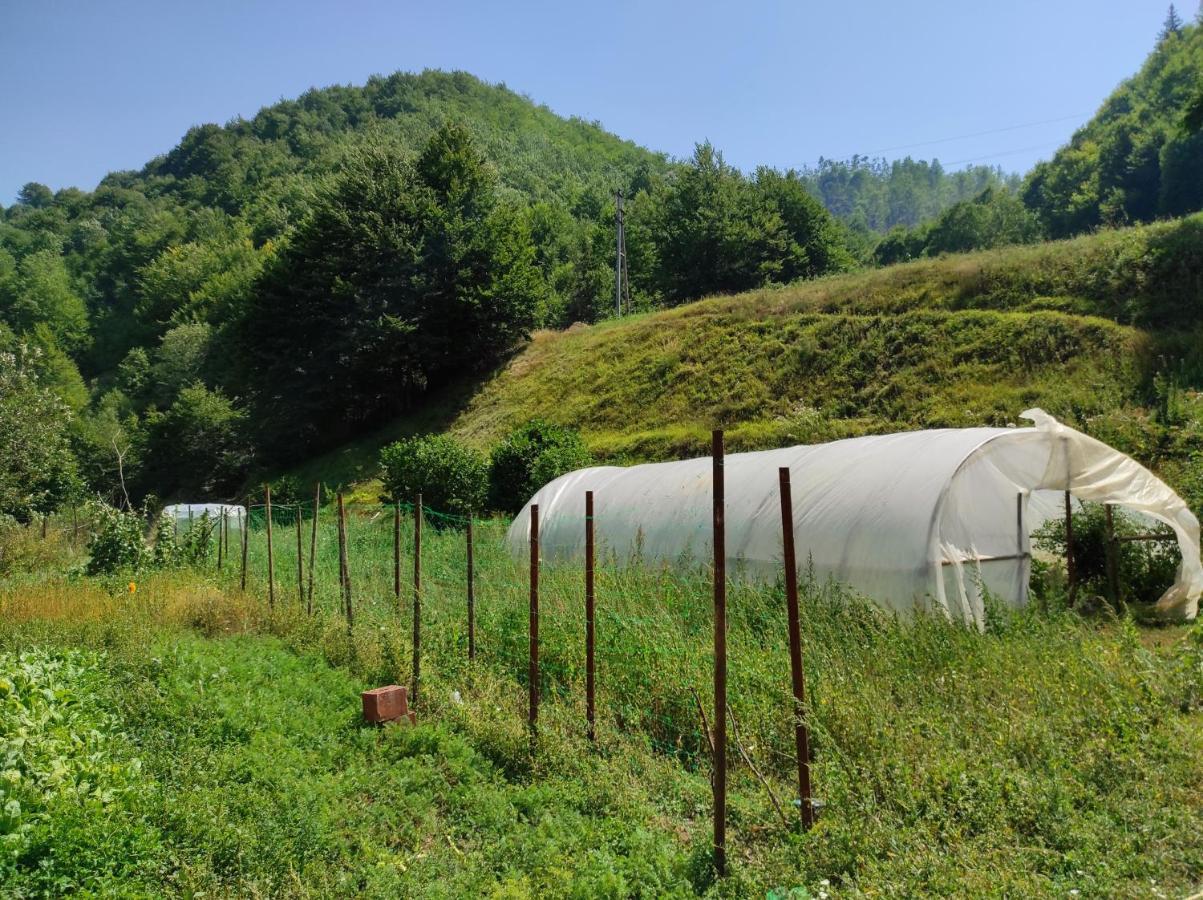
[85,501,149,576]
[379,435,487,519]
[1033,501,1180,606]
[487,420,592,515]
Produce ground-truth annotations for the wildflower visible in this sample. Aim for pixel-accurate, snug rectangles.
[128,581,137,594]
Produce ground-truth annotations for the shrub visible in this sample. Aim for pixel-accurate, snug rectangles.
[85,502,149,576]
[487,420,592,515]
[1033,501,1179,606]
[379,435,487,519]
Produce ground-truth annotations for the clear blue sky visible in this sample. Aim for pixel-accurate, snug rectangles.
[0,0,1188,204]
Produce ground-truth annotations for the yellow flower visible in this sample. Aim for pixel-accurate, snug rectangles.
[128,581,137,594]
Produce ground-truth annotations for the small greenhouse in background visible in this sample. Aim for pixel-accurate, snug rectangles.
[161,503,246,531]
[507,410,1203,627]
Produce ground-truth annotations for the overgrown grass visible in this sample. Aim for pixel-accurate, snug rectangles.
[447,214,1203,458]
[3,511,1203,896]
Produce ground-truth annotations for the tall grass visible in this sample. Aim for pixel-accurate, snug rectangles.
[6,503,1200,894]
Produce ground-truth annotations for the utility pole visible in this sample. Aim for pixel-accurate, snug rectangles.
[615,190,630,316]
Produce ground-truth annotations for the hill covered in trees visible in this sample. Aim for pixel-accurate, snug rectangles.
[4,10,1203,518]
[878,11,1203,263]
[1025,8,1203,236]
[0,70,861,512]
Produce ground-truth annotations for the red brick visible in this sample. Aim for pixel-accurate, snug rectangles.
[362,685,416,724]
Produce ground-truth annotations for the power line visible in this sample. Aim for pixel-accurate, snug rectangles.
[860,113,1088,157]
[943,141,1065,167]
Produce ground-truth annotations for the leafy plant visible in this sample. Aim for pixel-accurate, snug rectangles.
[1033,501,1180,606]
[380,434,487,519]
[0,343,78,522]
[84,502,149,576]
[487,420,592,514]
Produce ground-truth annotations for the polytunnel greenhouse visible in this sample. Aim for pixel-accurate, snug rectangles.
[507,410,1203,627]
[161,503,246,529]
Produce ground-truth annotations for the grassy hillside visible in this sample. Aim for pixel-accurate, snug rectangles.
[277,215,1182,480]
[285,213,1203,505]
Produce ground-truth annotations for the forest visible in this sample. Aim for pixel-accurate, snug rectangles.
[1,12,1202,516]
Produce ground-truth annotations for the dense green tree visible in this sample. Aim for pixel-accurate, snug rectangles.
[146,384,249,495]
[1161,4,1185,41]
[241,124,544,456]
[652,143,788,302]
[487,420,592,514]
[871,188,1042,263]
[1024,20,1203,237]
[753,168,854,280]
[16,183,53,210]
[923,188,1043,255]
[379,434,487,517]
[1185,86,1203,131]
[0,343,78,521]
[799,157,1017,238]
[70,388,143,507]
[0,249,89,352]
[150,322,213,406]
[646,144,852,304]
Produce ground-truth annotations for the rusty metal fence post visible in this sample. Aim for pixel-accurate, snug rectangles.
[239,504,248,591]
[529,504,540,740]
[1064,490,1077,606]
[337,492,352,634]
[413,494,422,705]
[295,506,304,606]
[467,518,476,661]
[778,467,814,829]
[585,490,596,743]
[306,484,320,615]
[393,502,401,605]
[712,430,727,876]
[265,486,275,609]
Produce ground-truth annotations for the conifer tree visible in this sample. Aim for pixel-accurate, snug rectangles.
[1160,4,1184,40]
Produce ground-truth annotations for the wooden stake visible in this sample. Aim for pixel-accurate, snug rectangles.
[1064,490,1077,606]
[585,490,596,743]
[307,484,320,615]
[529,503,540,739]
[337,497,346,596]
[712,430,727,876]
[265,486,275,609]
[1105,504,1121,611]
[466,517,476,661]
[393,501,401,605]
[217,510,225,569]
[295,505,304,606]
[240,504,248,591]
[337,492,352,634]
[412,494,422,706]
[778,467,814,829]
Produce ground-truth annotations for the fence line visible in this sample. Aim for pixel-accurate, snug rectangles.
[77,471,1158,874]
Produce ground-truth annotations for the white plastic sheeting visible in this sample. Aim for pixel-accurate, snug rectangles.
[161,503,246,530]
[506,410,1203,626]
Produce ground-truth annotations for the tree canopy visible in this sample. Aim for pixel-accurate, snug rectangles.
[1024,17,1203,235]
